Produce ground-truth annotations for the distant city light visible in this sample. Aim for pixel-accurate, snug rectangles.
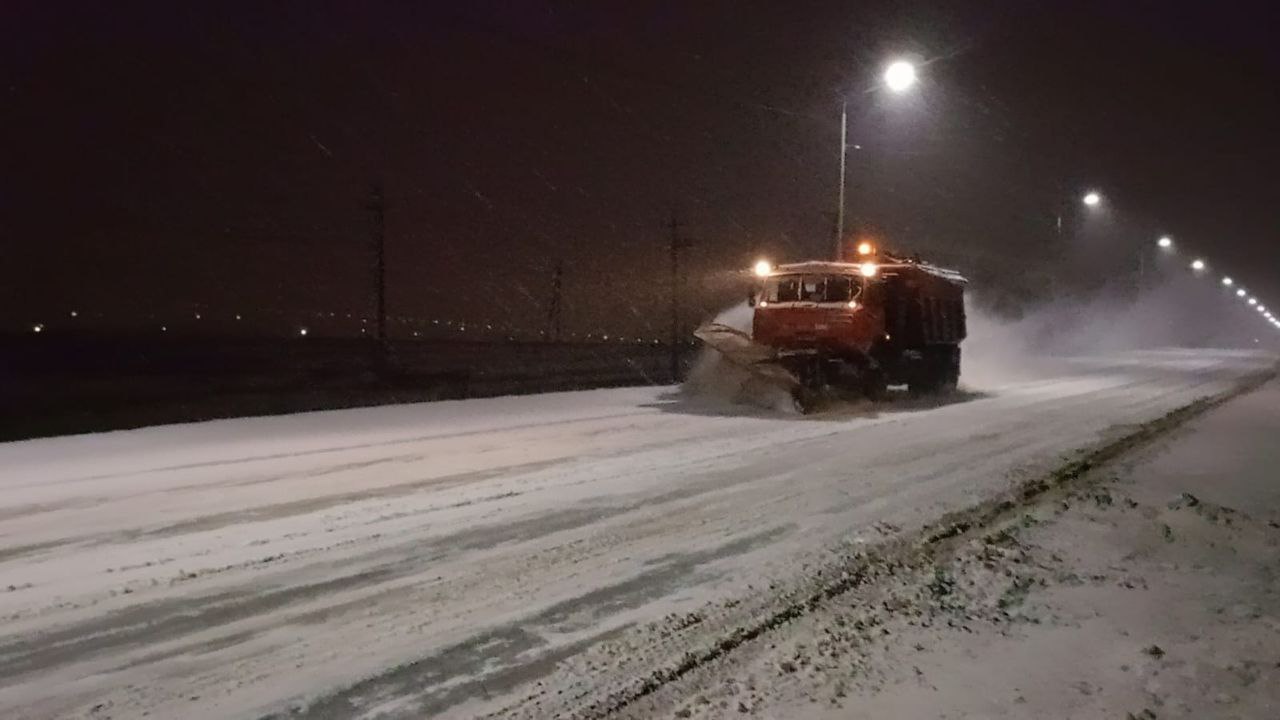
[69,310,78,318]
[1190,259,1205,271]
[161,325,167,332]
[1082,191,1102,207]
[1222,277,1234,286]
[194,313,202,320]
[32,323,44,333]
[235,314,242,320]
[299,328,308,336]
[1156,236,1173,249]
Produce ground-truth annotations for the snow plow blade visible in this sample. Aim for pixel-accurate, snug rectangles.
[693,322,801,389]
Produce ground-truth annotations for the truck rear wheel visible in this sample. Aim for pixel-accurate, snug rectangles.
[943,346,961,391]
[861,369,887,401]
[910,346,959,396]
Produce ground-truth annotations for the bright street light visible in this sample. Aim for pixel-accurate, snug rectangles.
[1248,297,1258,306]
[753,259,773,277]
[1190,259,1205,271]
[1237,288,1247,297]
[883,61,918,93]
[1082,191,1102,207]
[1157,236,1173,249]
[1222,277,1234,286]
[837,59,920,257]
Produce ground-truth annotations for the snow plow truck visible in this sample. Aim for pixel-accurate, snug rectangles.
[695,245,967,409]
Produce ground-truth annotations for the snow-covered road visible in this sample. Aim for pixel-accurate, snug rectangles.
[0,349,1273,719]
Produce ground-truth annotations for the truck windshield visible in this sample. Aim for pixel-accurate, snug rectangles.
[764,274,859,303]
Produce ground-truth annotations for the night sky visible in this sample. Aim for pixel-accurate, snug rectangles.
[4,1,1279,340]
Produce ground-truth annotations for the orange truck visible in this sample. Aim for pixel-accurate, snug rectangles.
[697,248,967,407]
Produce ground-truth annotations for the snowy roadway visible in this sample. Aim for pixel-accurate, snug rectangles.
[0,349,1273,719]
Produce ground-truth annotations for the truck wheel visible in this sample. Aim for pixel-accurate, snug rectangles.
[862,370,887,401]
[792,386,820,413]
[945,346,961,390]
[908,366,938,395]
[909,348,952,396]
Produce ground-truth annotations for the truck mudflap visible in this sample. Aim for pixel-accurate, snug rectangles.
[692,322,801,389]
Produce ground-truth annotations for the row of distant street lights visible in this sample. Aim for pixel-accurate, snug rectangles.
[839,56,1276,335]
[1078,190,1278,332]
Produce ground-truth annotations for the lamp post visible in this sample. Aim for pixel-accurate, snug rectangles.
[835,60,918,260]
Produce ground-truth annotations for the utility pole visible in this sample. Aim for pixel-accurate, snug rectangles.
[548,261,563,342]
[668,211,692,383]
[366,183,388,367]
[835,98,847,261]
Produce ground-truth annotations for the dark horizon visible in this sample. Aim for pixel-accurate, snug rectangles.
[5,1,1279,340]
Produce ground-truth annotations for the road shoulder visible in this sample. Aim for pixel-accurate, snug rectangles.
[608,379,1280,719]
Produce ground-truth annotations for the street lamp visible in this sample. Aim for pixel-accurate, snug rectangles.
[1222,277,1234,286]
[1248,297,1258,306]
[1237,288,1247,297]
[1157,236,1173,249]
[835,59,919,258]
[1190,259,1205,271]
[753,259,773,277]
[1082,191,1102,207]
[883,61,918,93]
